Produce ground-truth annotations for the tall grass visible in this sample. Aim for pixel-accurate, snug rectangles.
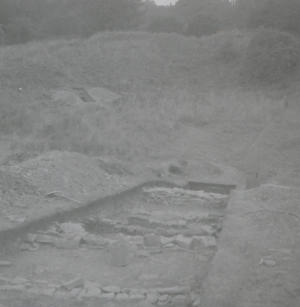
[0,30,289,162]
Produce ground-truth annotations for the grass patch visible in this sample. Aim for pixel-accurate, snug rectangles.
[0,30,292,164]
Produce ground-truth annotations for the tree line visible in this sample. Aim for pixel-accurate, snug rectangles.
[0,0,300,44]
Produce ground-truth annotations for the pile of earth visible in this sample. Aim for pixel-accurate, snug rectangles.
[0,151,144,230]
[4,151,137,202]
[0,170,42,225]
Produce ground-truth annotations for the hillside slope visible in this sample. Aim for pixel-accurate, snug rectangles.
[0,30,299,187]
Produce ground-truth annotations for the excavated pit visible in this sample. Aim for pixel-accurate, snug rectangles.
[0,182,234,307]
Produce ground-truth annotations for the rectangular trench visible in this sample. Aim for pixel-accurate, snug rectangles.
[0,181,235,307]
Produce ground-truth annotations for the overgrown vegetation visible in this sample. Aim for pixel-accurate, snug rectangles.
[0,0,299,44]
[0,31,288,161]
[240,28,300,85]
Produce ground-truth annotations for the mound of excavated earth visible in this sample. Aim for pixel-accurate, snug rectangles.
[5,151,137,201]
[0,151,141,231]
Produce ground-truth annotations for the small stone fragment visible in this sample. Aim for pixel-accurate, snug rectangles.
[158,286,189,295]
[61,277,84,291]
[146,291,159,304]
[199,225,216,235]
[54,289,68,298]
[260,258,276,267]
[107,238,131,267]
[128,216,151,228]
[70,287,82,298]
[35,234,55,244]
[171,295,187,306]
[129,293,145,302]
[192,297,201,306]
[160,236,175,245]
[83,234,108,248]
[102,285,121,294]
[54,238,80,249]
[83,281,102,297]
[40,288,56,296]
[116,293,130,301]
[81,286,101,298]
[20,242,39,251]
[175,234,193,249]
[24,233,37,243]
[191,236,217,249]
[136,250,150,258]
[164,243,175,248]
[97,292,115,301]
[158,294,169,305]
[143,234,161,248]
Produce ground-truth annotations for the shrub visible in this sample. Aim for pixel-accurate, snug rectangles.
[5,17,37,44]
[213,30,249,63]
[240,28,300,84]
[147,16,184,34]
[185,13,220,37]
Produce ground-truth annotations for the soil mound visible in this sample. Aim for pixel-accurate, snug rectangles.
[6,151,134,201]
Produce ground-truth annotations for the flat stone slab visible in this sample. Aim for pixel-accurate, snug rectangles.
[86,87,121,105]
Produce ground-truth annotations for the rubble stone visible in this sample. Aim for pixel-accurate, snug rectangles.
[158,294,170,305]
[40,288,56,296]
[107,238,131,267]
[146,291,159,304]
[129,293,145,302]
[35,234,55,245]
[70,287,82,298]
[61,277,84,291]
[171,295,187,306]
[20,242,38,251]
[157,286,189,295]
[83,281,102,297]
[128,216,151,228]
[83,234,108,248]
[54,238,80,249]
[160,236,175,245]
[175,235,193,249]
[136,250,150,258]
[81,286,101,298]
[102,286,121,294]
[97,292,115,302]
[24,233,37,243]
[143,233,161,247]
[191,235,217,250]
[116,293,130,301]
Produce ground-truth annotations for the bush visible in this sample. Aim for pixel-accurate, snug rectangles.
[213,30,249,63]
[240,28,300,84]
[185,13,220,37]
[5,17,37,44]
[147,16,184,34]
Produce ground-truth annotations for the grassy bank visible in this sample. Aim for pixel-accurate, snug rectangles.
[0,30,299,185]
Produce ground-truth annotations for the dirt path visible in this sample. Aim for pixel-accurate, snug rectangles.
[201,184,300,307]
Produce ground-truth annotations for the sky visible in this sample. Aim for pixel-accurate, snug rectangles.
[154,0,178,6]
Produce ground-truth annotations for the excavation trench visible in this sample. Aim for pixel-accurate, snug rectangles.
[0,181,235,307]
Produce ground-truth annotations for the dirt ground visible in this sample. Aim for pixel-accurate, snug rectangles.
[201,184,300,307]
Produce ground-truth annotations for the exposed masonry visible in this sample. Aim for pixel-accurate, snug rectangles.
[0,276,200,305]
[0,184,234,306]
